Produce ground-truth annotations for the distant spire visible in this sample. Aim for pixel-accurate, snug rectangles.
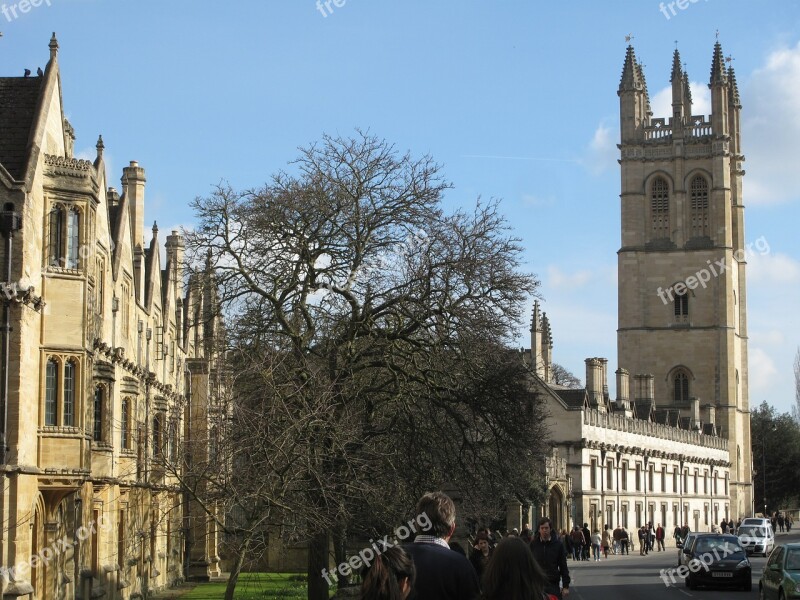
[152,221,158,237]
[531,301,541,332]
[96,135,104,158]
[683,72,693,106]
[671,48,683,82]
[48,32,58,61]
[709,41,727,86]
[541,312,552,344]
[728,66,741,106]
[619,45,644,93]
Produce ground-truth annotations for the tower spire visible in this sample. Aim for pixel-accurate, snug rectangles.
[619,45,644,92]
[709,41,727,86]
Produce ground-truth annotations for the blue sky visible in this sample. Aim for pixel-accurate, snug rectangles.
[1,1,799,414]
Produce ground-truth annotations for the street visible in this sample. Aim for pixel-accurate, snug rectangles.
[565,531,800,599]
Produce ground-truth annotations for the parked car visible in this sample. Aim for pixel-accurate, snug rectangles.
[739,522,775,557]
[683,534,751,591]
[759,543,800,600]
[677,532,699,567]
[742,517,774,530]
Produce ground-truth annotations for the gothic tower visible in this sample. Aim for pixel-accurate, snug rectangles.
[616,44,752,517]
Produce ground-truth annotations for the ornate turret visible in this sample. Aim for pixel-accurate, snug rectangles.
[618,46,651,143]
[709,42,729,136]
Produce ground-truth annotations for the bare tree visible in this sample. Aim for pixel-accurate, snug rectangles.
[184,131,545,599]
[551,363,583,389]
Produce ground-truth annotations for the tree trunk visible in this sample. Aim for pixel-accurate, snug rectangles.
[224,533,252,600]
[333,525,349,587]
[308,530,330,600]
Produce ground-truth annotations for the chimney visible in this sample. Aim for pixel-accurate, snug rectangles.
[691,397,701,431]
[616,368,633,417]
[585,358,603,405]
[616,368,630,404]
[704,404,716,434]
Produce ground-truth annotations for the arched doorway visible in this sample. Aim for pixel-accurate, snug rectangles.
[548,486,565,532]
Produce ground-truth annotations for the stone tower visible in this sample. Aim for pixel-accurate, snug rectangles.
[616,43,752,518]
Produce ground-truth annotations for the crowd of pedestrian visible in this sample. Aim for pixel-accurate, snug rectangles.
[357,490,797,600]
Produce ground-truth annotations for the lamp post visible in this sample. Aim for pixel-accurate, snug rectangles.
[679,457,685,527]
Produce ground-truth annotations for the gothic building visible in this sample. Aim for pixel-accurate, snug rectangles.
[0,35,220,598]
[518,42,752,534]
[617,42,752,519]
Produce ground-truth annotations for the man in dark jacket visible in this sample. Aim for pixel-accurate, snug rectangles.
[404,491,480,600]
[530,517,570,599]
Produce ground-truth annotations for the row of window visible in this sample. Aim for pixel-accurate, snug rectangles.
[650,175,710,240]
[589,458,729,495]
[594,501,727,530]
[45,358,179,459]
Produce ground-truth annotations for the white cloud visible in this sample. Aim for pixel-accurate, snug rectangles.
[748,347,780,402]
[521,193,556,208]
[546,266,594,291]
[742,42,800,205]
[583,122,617,175]
[650,81,711,122]
[748,252,800,286]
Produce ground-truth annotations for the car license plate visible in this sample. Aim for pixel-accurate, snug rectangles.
[712,572,733,578]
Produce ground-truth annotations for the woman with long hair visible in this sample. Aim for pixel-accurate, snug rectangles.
[482,536,552,600]
[360,546,416,600]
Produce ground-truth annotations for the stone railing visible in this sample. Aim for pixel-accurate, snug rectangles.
[583,407,728,451]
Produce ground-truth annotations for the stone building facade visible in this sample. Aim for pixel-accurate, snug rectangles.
[515,43,753,536]
[0,36,220,598]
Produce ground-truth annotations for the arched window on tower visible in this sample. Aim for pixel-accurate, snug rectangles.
[651,177,670,239]
[690,176,709,238]
[673,371,690,404]
[674,289,689,323]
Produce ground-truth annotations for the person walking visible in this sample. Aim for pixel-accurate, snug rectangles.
[601,526,612,559]
[590,530,602,561]
[581,523,591,561]
[569,527,583,561]
[403,491,480,600]
[619,527,629,555]
[360,546,416,600]
[655,524,665,551]
[483,537,553,600]
[469,531,492,580]
[638,526,646,556]
[529,517,571,599]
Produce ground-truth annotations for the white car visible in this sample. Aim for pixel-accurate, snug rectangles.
[738,522,775,557]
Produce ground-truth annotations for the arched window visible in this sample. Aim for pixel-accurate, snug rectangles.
[674,289,688,318]
[168,420,178,463]
[93,386,104,442]
[153,414,162,457]
[66,209,80,269]
[690,176,709,238]
[48,205,81,269]
[121,399,131,449]
[48,208,64,267]
[45,359,58,426]
[674,372,690,403]
[63,361,76,426]
[651,177,670,239]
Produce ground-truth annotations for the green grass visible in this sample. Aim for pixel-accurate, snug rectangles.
[180,573,324,599]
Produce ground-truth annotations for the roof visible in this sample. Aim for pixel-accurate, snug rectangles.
[0,77,43,180]
[554,388,587,409]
